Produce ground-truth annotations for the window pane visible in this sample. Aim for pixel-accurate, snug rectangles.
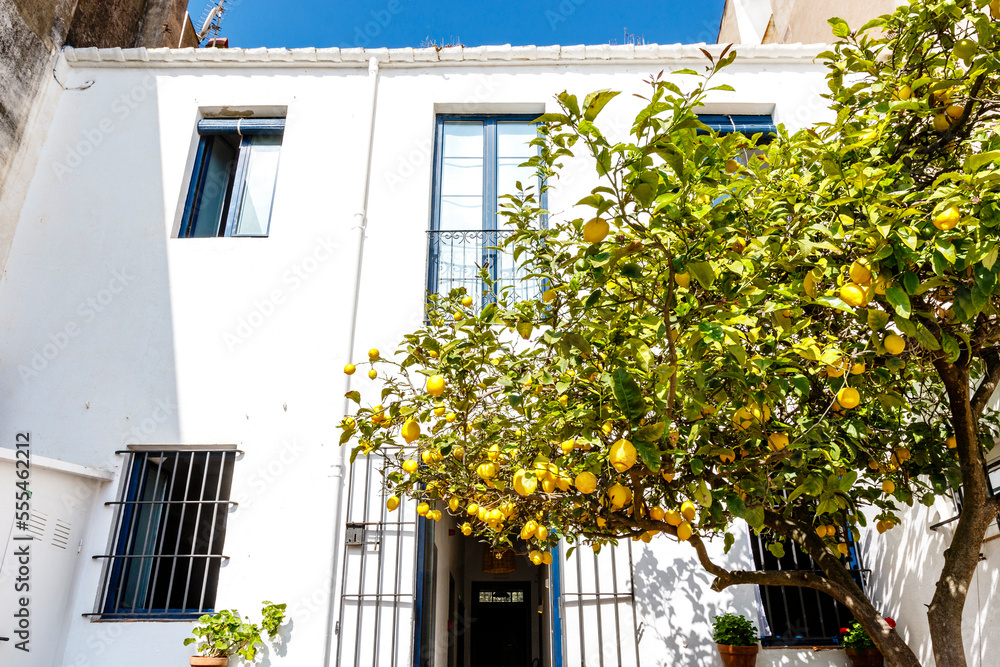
[440,196,482,231]
[497,122,537,157]
[443,122,484,158]
[497,158,536,199]
[189,136,238,237]
[233,136,281,237]
[433,230,484,298]
[441,157,483,196]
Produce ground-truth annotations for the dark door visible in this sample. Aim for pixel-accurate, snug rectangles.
[470,582,531,667]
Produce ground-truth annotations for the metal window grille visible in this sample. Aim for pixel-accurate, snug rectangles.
[559,541,641,667]
[92,449,237,620]
[748,530,866,646]
[426,229,540,307]
[336,449,417,667]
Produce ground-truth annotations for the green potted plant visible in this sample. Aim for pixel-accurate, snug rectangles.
[840,618,894,667]
[184,601,286,666]
[712,612,759,667]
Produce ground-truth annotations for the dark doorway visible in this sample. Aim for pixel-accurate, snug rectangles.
[470,582,531,667]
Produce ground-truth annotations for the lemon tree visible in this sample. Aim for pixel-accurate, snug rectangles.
[341,3,1000,666]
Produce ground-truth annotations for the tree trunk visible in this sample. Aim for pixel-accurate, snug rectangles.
[927,360,999,667]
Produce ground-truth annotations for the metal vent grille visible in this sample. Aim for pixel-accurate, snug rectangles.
[26,510,47,540]
[52,519,72,550]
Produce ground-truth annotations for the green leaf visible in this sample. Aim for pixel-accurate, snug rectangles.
[942,334,961,363]
[914,323,942,351]
[894,314,917,337]
[964,150,1000,173]
[902,271,919,295]
[724,532,736,554]
[694,479,713,508]
[885,286,912,318]
[345,391,361,404]
[634,422,666,441]
[628,338,655,370]
[611,368,646,420]
[744,505,765,531]
[582,90,620,121]
[767,542,786,559]
[867,309,890,331]
[688,261,716,289]
[828,17,851,37]
[726,495,746,518]
[633,439,661,471]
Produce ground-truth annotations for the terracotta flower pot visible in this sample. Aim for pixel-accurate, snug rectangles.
[717,643,759,667]
[190,657,229,667]
[845,648,884,667]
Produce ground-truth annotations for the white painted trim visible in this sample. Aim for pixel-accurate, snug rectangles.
[61,43,827,69]
[0,447,116,481]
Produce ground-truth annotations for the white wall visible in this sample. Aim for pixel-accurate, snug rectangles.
[4,49,988,667]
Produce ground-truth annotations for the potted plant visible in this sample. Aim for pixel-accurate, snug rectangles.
[184,601,286,666]
[839,617,895,667]
[712,612,759,667]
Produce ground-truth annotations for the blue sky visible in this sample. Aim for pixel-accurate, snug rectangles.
[189,0,727,50]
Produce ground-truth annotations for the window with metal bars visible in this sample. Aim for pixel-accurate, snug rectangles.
[426,115,543,308]
[748,530,865,646]
[94,448,237,619]
[933,458,1000,533]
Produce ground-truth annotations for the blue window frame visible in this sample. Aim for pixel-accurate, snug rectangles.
[698,114,776,142]
[427,115,542,306]
[94,449,237,619]
[179,118,284,238]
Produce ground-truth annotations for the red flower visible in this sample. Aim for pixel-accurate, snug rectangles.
[885,617,896,628]
[840,627,850,634]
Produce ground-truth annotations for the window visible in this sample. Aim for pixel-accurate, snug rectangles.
[427,115,541,306]
[748,529,863,646]
[179,118,284,238]
[698,114,776,142]
[95,448,237,619]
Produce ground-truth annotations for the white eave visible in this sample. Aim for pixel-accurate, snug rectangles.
[62,42,827,69]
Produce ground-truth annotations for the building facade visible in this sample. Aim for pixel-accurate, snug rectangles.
[0,41,998,667]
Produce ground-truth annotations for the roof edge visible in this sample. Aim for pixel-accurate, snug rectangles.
[62,43,829,68]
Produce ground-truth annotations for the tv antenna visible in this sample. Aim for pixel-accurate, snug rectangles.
[197,0,232,44]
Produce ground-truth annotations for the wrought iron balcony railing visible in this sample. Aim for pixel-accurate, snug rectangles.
[426,229,539,306]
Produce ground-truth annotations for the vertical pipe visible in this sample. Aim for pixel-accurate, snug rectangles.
[325,55,382,667]
[609,545,623,667]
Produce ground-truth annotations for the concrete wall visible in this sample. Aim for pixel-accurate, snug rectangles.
[718,0,904,44]
[0,47,995,667]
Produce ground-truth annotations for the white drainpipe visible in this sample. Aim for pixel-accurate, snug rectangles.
[323,54,382,667]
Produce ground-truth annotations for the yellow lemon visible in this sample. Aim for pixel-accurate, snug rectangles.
[882,480,896,494]
[344,363,356,375]
[826,362,845,378]
[837,543,850,556]
[933,114,952,132]
[850,360,866,375]
[575,471,597,494]
[520,520,538,540]
[803,271,818,297]
[445,412,457,423]
[536,526,549,541]
[719,448,736,464]
[768,433,789,451]
[946,436,957,449]
[725,159,740,173]
[933,206,961,231]
[675,272,691,288]
[401,419,421,444]
[386,495,400,511]
[428,509,442,521]
[676,521,693,541]
[529,550,543,566]
[461,522,472,536]
[466,502,479,516]
[487,444,500,461]
[946,104,965,119]
[448,496,461,512]
[402,459,418,474]
[452,446,464,459]
[815,524,828,538]
[836,387,860,410]
[849,260,872,285]
[416,502,429,516]
[426,374,446,396]
[476,462,498,480]
[433,404,446,417]
[542,551,553,565]
[513,469,538,496]
[543,288,557,303]
[610,439,637,473]
[894,85,911,100]
[582,218,610,243]
[680,500,697,522]
[840,282,868,308]
[608,483,632,509]
[662,470,676,483]
[368,369,378,380]
[368,348,380,360]
[461,295,473,307]
[664,510,683,526]
[649,506,665,521]
[732,407,755,431]
[560,439,576,455]
[884,334,905,355]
